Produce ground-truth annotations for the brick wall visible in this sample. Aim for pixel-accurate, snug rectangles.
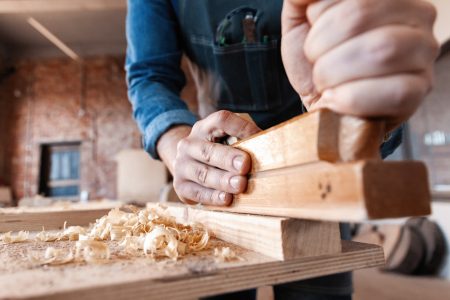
[0,64,17,187]
[0,56,142,201]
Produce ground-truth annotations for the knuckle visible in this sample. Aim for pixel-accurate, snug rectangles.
[338,90,358,112]
[195,189,212,203]
[237,119,258,137]
[369,33,399,66]
[345,0,372,34]
[312,61,327,91]
[191,121,202,134]
[173,177,183,189]
[200,142,214,163]
[422,1,437,25]
[195,165,209,184]
[220,175,232,190]
[172,180,184,197]
[429,37,440,59]
[213,110,232,124]
[176,139,188,153]
[390,78,423,114]
[173,158,179,171]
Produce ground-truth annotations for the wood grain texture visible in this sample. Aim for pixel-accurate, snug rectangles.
[206,161,431,221]
[233,109,384,173]
[0,202,122,232]
[147,203,341,260]
[0,240,384,300]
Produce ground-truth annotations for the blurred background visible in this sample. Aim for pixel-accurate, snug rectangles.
[0,1,449,298]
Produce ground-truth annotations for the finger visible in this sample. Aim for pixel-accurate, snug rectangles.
[305,0,437,62]
[312,71,432,121]
[312,26,439,92]
[178,139,251,174]
[174,180,233,206]
[306,0,340,24]
[281,0,320,108]
[179,160,247,194]
[193,110,261,142]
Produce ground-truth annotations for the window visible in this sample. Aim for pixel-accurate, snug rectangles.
[39,142,81,198]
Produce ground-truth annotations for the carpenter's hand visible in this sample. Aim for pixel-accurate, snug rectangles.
[173,110,261,206]
[281,0,439,129]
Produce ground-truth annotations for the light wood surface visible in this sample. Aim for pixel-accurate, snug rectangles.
[206,161,431,221]
[0,240,384,300]
[0,202,122,232]
[148,203,341,260]
[233,109,384,173]
[0,0,126,13]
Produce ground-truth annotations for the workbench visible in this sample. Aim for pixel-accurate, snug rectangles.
[1,110,431,299]
[0,236,383,300]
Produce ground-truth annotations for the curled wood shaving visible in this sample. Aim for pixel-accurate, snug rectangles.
[29,247,74,265]
[213,247,240,263]
[86,205,210,260]
[61,226,86,241]
[35,229,60,242]
[35,225,86,242]
[143,225,179,259]
[10,205,211,264]
[75,240,110,263]
[1,231,29,243]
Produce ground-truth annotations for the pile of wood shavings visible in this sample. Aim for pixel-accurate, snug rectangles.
[1,205,211,265]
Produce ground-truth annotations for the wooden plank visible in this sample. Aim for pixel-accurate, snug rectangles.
[233,109,385,173]
[0,240,384,300]
[206,161,431,221]
[0,202,122,232]
[0,0,126,13]
[148,203,341,260]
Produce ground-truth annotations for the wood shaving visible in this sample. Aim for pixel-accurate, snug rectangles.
[1,231,29,243]
[29,247,74,265]
[75,240,110,263]
[5,205,211,265]
[35,229,60,242]
[214,247,240,262]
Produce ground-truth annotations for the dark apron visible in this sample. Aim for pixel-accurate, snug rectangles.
[175,0,304,129]
[173,0,352,297]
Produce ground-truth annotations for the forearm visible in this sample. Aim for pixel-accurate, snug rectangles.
[157,125,192,174]
[126,0,197,159]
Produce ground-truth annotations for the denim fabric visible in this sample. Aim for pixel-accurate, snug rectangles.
[177,0,290,111]
[126,0,402,160]
[126,0,197,159]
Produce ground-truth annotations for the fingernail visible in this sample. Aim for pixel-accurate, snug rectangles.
[233,156,244,171]
[219,192,226,202]
[230,176,241,190]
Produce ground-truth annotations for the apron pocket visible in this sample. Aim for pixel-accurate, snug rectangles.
[190,38,284,111]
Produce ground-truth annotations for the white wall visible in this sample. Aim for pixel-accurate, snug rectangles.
[428,0,450,44]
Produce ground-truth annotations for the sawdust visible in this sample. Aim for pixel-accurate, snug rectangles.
[0,237,244,274]
[0,205,215,268]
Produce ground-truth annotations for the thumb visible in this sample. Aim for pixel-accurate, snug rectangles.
[281,0,320,109]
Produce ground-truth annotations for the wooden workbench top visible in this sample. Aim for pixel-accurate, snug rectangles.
[0,239,384,300]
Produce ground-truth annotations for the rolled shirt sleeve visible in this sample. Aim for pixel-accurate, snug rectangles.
[125,0,197,159]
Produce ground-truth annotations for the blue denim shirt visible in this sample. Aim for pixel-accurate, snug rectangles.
[126,0,197,159]
[125,0,402,160]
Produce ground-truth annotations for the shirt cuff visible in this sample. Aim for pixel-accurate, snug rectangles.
[143,109,197,159]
